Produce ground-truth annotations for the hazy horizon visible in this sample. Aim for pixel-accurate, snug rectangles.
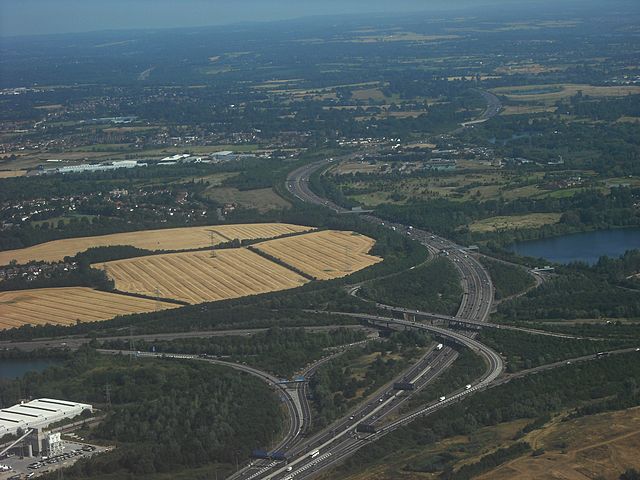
[0,0,608,38]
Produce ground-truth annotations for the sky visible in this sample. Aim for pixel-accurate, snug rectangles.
[0,0,566,37]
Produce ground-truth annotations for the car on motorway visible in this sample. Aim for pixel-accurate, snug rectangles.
[439,396,446,401]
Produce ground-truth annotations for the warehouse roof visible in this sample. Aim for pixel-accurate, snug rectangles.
[0,398,92,437]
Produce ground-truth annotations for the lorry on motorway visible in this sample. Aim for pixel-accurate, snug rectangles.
[436,343,444,350]
[394,381,415,391]
[309,450,320,459]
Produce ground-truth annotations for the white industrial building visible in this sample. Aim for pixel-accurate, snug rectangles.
[45,160,146,175]
[0,398,93,438]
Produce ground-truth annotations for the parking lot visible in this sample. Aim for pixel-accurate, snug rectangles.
[0,441,109,479]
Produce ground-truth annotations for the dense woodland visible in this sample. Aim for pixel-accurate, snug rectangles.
[360,258,462,315]
[99,327,367,377]
[479,257,536,300]
[478,329,632,372]
[497,271,640,321]
[3,348,284,479]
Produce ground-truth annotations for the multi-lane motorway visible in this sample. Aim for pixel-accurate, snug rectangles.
[259,162,504,480]
[0,325,370,352]
[460,89,502,127]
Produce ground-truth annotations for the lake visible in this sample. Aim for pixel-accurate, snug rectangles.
[0,358,61,380]
[509,228,640,265]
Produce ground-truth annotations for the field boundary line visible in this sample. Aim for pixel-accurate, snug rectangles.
[247,245,317,281]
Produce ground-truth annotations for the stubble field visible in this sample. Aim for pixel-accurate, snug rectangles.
[0,226,380,330]
[253,230,382,280]
[0,287,177,330]
[95,249,310,304]
[0,223,313,265]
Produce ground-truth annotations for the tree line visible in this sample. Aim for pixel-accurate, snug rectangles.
[6,347,284,479]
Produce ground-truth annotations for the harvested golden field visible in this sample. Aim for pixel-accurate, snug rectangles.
[254,230,382,280]
[0,223,313,265]
[96,249,309,304]
[0,287,177,330]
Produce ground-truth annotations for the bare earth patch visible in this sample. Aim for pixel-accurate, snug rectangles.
[476,407,640,480]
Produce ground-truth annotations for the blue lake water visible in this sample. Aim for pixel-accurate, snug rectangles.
[508,228,640,265]
[0,358,61,380]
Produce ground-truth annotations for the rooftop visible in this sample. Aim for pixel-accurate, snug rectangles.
[0,398,93,437]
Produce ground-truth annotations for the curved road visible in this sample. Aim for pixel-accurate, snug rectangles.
[268,151,504,479]
[98,349,304,472]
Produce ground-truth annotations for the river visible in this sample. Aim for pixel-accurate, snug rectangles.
[509,227,640,265]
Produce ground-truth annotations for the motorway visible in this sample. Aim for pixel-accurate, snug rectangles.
[227,336,378,480]
[258,314,503,480]
[0,325,370,352]
[262,160,504,480]
[460,89,502,127]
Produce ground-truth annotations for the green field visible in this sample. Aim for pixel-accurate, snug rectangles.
[468,213,562,233]
[204,186,291,211]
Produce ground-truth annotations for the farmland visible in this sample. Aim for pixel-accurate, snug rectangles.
[95,229,381,303]
[253,230,382,280]
[0,287,177,330]
[0,223,313,265]
[468,213,563,233]
[491,83,640,105]
[95,249,310,304]
[204,187,291,212]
